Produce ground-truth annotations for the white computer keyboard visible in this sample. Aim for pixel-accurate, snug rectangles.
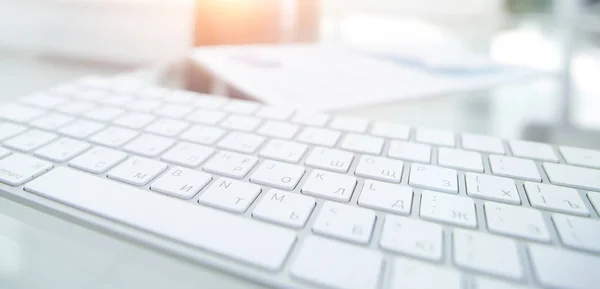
[0,77,599,289]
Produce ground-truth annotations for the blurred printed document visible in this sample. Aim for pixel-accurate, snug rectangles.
[192,44,537,111]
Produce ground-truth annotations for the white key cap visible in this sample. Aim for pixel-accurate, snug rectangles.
[358,180,413,215]
[256,121,299,139]
[291,111,330,127]
[0,103,46,123]
[192,95,228,109]
[305,147,354,173]
[420,191,476,228]
[144,118,189,137]
[161,142,214,168]
[166,91,197,104]
[58,119,106,139]
[203,151,257,178]
[471,278,527,289]
[113,112,156,129]
[0,154,53,186]
[465,173,520,204]
[416,128,455,147]
[509,140,558,162]
[454,229,523,280]
[154,103,194,118]
[461,133,505,154]
[296,127,340,147]
[489,155,541,182]
[543,162,600,191]
[150,167,212,199]
[380,216,443,261]
[56,100,96,115]
[217,132,265,154]
[86,106,125,122]
[198,178,261,213]
[589,192,600,216]
[252,189,316,228]
[250,160,305,190]
[340,133,384,155]
[123,134,175,157]
[0,147,11,159]
[390,258,461,289]
[21,93,67,108]
[370,121,410,140]
[485,202,550,242]
[259,139,308,163]
[180,125,226,145]
[553,214,600,253]
[74,89,106,100]
[355,155,403,183]
[69,146,127,174]
[89,126,139,148]
[525,182,589,215]
[222,99,260,114]
[313,201,376,244]
[108,157,167,186]
[99,94,132,106]
[388,140,431,163]
[302,169,357,202]
[529,244,600,289]
[290,236,382,289]
[50,83,79,95]
[559,146,600,169]
[185,108,227,125]
[409,163,458,193]
[34,138,90,162]
[328,116,369,133]
[30,113,74,130]
[220,115,262,132]
[255,106,294,120]
[24,168,296,271]
[0,122,27,141]
[4,129,57,152]
[124,99,162,112]
[438,148,483,172]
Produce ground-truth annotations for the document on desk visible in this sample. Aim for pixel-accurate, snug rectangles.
[192,44,538,111]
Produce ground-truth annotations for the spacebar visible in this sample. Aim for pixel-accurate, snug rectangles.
[24,167,296,271]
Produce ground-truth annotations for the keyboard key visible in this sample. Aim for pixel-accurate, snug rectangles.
[74,88,106,100]
[256,121,299,139]
[390,258,461,289]
[217,132,265,154]
[89,126,139,148]
[192,95,228,109]
[454,229,523,280]
[328,116,369,133]
[370,121,410,140]
[485,202,551,242]
[0,122,27,141]
[24,168,296,271]
[123,134,175,157]
[290,236,382,289]
[380,216,443,261]
[553,214,600,253]
[161,142,214,168]
[154,103,194,118]
[150,167,212,199]
[99,94,132,106]
[420,191,476,228]
[358,180,413,215]
[509,140,559,162]
[529,244,600,289]
[461,133,505,154]
[186,108,227,125]
[166,91,197,104]
[0,103,46,123]
[354,155,403,183]
[0,154,53,186]
[4,129,57,152]
[222,99,260,114]
[465,173,520,204]
[259,139,308,163]
[56,100,96,115]
[387,140,431,163]
[301,169,357,202]
[21,93,67,108]
[340,133,384,155]
[409,163,458,193]
[198,177,261,213]
[291,111,330,127]
[0,147,11,159]
[107,156,167,186]
[471,278,527,289]
[524,182,589,216]
[252,189,316,228]
[313,201,376,244]
[255,106,294,120]
[124,99,162,112]
[438,148,483,172]
[544,162,600,191]
[559,146,600,169]
[113,112,156,129]
[69,146,127,174]
[144,118,189,137]
[34,138,90,162]
[296,127,340,147]
[58,119,106,139]
[30,113,74,130]
[180,125,226,145]
[305,147,354,173]
[250,160,305,190]
[86,106,125,122]
[489,155,541,182]
[203,151,257,178]
[416,128,455,147]
[220,115,262,132]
